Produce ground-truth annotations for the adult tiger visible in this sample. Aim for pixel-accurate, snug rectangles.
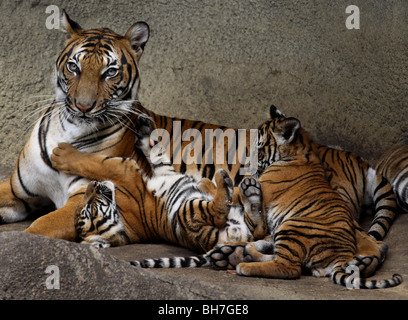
[50,117,263,251]
[131,114,402,289]
[0,11,253,241]
[375,145,408,212]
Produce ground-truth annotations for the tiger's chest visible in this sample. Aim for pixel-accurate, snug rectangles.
[19,111,126,208]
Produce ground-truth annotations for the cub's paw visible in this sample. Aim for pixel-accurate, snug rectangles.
[240,177,262,216]
[226,225,242,242]
[82,235,111,248]
[240,177,266,239]
[214,169,234,206]
[51,142,81,174]
[207,243,252,270]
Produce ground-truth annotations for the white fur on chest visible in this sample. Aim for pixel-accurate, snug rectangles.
[18,113,98,208]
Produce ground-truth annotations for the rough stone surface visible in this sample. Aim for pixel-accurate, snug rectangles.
[0,214,407,300]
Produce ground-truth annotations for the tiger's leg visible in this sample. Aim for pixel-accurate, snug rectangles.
[236,257,301,279]
[239,177,267,240]
[51,143,141,183]
[179,169,233,238]
[236,231,303,278]
[197,178,217,196]
[208,169,234,228]
[25,192,82,241]
[365,168,398,241]
[0,153,53,224]
[0,177,31,224]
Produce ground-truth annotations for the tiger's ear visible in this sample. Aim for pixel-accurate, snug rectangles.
[274,118,300,145]
[125,22,150,58]
[60,10,82,38]
[269,105,286,119]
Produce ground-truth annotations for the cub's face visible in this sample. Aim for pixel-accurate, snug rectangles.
[256,106,301,175]
[75,180,117,238]
[55,11,149,125]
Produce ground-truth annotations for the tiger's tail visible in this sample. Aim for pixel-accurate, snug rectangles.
[331,266,402,289]
[130,255,210,268]
[129,244,245,269]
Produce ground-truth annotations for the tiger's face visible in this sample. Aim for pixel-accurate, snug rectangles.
[75,180,118,238]
[256,105,301,175]
[55,11,149,125]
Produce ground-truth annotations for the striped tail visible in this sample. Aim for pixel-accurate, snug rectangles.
[331,267,402,289]
[130,255,210,268]
[129,244,244,269]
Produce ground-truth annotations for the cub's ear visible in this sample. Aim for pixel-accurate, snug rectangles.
[269,105,286,119]
[274,117,300,145]
[60,10,82,38]
[125,22,150,57]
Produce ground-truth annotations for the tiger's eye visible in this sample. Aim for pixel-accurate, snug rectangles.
[67,62,79,73]
[104,68,118,78]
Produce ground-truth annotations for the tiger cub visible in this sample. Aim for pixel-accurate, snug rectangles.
[257,106,398,241]
[211,115,402,289]
[132,114,402,289]
[376,145,408,212]
[75,180,128,247]
[51,117,264,250]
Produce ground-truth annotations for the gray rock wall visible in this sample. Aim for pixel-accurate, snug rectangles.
[0,0,407,170]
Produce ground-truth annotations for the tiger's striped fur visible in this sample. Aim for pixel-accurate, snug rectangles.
[376,145,408,212]
[52,117,263,251]
[256,106,398,241]
[129,110,402,289]
[225,115,402,289]
[75,180,129,248]
[0,11,253,241]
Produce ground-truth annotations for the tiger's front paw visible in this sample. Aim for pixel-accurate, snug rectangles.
[135,116,156,153]
[51,143,82,174]
[81,235,112,248]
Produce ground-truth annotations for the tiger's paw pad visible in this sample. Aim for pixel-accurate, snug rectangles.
[135,116,156,153]
[240,177,262,215]
[215,169,234,202]
[208,244,252,270]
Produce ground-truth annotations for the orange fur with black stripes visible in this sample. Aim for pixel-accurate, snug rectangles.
[376,145,408,212]
[0,12,252,241]
[50,117,260,251]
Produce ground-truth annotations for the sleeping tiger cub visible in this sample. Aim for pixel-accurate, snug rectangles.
[376,145,408,212]
[51,117,265,251]
[132,112,402,289]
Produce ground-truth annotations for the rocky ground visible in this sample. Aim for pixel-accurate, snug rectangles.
[0,205,407,300]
